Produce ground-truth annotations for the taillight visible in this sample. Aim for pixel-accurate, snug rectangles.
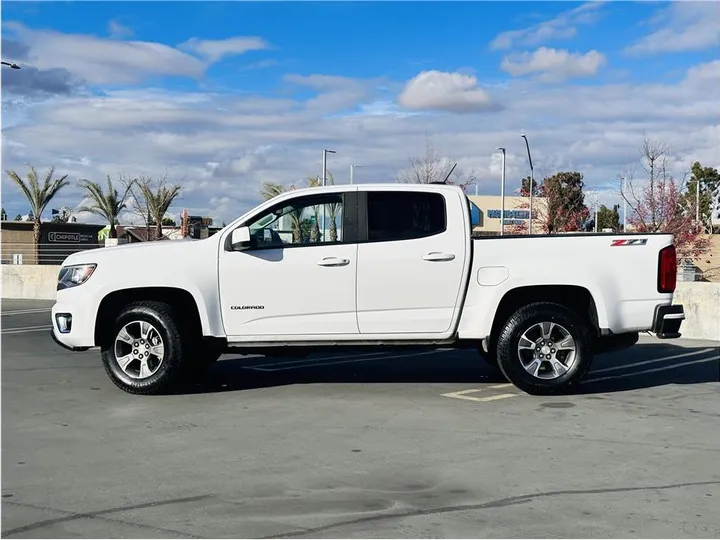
[658,244,677,293]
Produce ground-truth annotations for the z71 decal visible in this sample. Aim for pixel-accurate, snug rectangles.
[611,238,648,246]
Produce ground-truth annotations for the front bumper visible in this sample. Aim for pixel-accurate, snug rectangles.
[50,299,97,351]
[50,327,90,352]
[651,304,685,339]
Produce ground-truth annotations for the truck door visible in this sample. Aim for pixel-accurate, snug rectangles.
[355,188,468,335]
[218,190,360,338]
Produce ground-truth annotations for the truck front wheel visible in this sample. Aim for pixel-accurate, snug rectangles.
[495,302,593,395]
[101,300,189,395]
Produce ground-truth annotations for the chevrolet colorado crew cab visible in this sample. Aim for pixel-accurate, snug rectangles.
[51,183,685,396]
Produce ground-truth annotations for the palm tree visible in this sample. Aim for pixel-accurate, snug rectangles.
[136,177,182,241]
[259,181,287,201]
[77,175,131,239]
[259,181,306,243]
[5,165,70,251]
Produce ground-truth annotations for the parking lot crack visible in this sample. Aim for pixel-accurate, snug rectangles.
[261,480,720,539]
[1,494,213,538]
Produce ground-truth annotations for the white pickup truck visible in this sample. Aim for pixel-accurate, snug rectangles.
[51,183,685,396]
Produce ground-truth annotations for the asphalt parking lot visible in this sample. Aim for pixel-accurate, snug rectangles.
[2,299,719,538]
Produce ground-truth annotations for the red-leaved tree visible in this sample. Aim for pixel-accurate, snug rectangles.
[620,136,709,260]
[506,172,590,234]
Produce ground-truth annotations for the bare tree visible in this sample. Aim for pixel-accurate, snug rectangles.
[618,135,709,259]
[396,135,457,184]
[395,134,478,193]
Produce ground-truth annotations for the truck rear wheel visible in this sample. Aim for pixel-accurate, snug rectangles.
[101,300,189,395]
[495,302,593,395]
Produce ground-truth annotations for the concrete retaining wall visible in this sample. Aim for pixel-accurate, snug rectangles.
[2,265,719,341]
[2,265,60,301]
[670,282,720,341]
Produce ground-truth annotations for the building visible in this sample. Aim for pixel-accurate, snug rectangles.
[467,195,548,235]
[0,221,106,265]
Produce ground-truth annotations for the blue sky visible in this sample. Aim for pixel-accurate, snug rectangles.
[1,1,719,224]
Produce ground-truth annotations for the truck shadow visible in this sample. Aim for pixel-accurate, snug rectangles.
[179,342,720,396]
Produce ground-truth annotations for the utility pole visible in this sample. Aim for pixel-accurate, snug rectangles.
[521,134,534,234]
[497,147,506,236]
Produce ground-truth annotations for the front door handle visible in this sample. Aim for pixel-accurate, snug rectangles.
[317,257,350,267]
[422,252,455,262]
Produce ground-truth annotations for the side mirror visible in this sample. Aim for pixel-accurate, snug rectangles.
[231,226,252,250]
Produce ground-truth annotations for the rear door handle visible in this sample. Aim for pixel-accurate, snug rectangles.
[317,257,350,267]
[422,252,455,262]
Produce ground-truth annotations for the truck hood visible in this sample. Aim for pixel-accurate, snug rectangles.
[61,237,208,267]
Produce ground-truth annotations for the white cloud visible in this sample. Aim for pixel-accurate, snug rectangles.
[397,71,496,113]
[4,22,272,86]
[108,20,133,39]
[490,1,605,50]
[1,26,718,229]
[5,22,205,84]
[179,36,270,63]
[501,48,606,81]
[624,1,720,55]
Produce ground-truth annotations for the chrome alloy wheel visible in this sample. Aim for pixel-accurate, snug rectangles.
[113,320,165,379]
[517,321,577,380]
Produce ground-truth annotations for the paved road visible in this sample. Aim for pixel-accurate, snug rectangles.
[2,299,719,538]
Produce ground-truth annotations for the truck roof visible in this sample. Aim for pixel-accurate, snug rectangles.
[285,182,466,197]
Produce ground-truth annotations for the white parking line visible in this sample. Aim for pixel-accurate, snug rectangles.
[1,308,52,316]
[591,348,716,374]
[246,349,445,372]
[2,325,53,335]
[585,355,720,384]
[441,387,519,403]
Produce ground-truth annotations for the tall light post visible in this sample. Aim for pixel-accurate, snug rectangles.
[620,175,627,232]
[521,134,534,234]
[321,149,336,240]
[588,190,599,233]
[350,164,362,184]
[497,147,506,236]
[322,149,336,186]
[1,61,21,69]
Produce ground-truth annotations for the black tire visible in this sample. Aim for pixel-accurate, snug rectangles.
[495,302,593,395]
[101,300,190,395]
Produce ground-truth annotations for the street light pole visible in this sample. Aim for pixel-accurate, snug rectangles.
[1,61,21,69]
[621,176,627,232]
[591,191,599,233]
[696,177,702,231]
[497,147,506,236]
[322,149,336,186]
[321,149,336,241]
[350,164,362,184]
[521,134,534,234]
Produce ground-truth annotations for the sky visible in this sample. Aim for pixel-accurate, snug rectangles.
[1,0,719,226]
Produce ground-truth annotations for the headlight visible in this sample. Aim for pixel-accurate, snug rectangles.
[57,264,97,290]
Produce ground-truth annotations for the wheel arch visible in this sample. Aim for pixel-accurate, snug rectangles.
[488,285,601,350]
[94,287,205,347]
